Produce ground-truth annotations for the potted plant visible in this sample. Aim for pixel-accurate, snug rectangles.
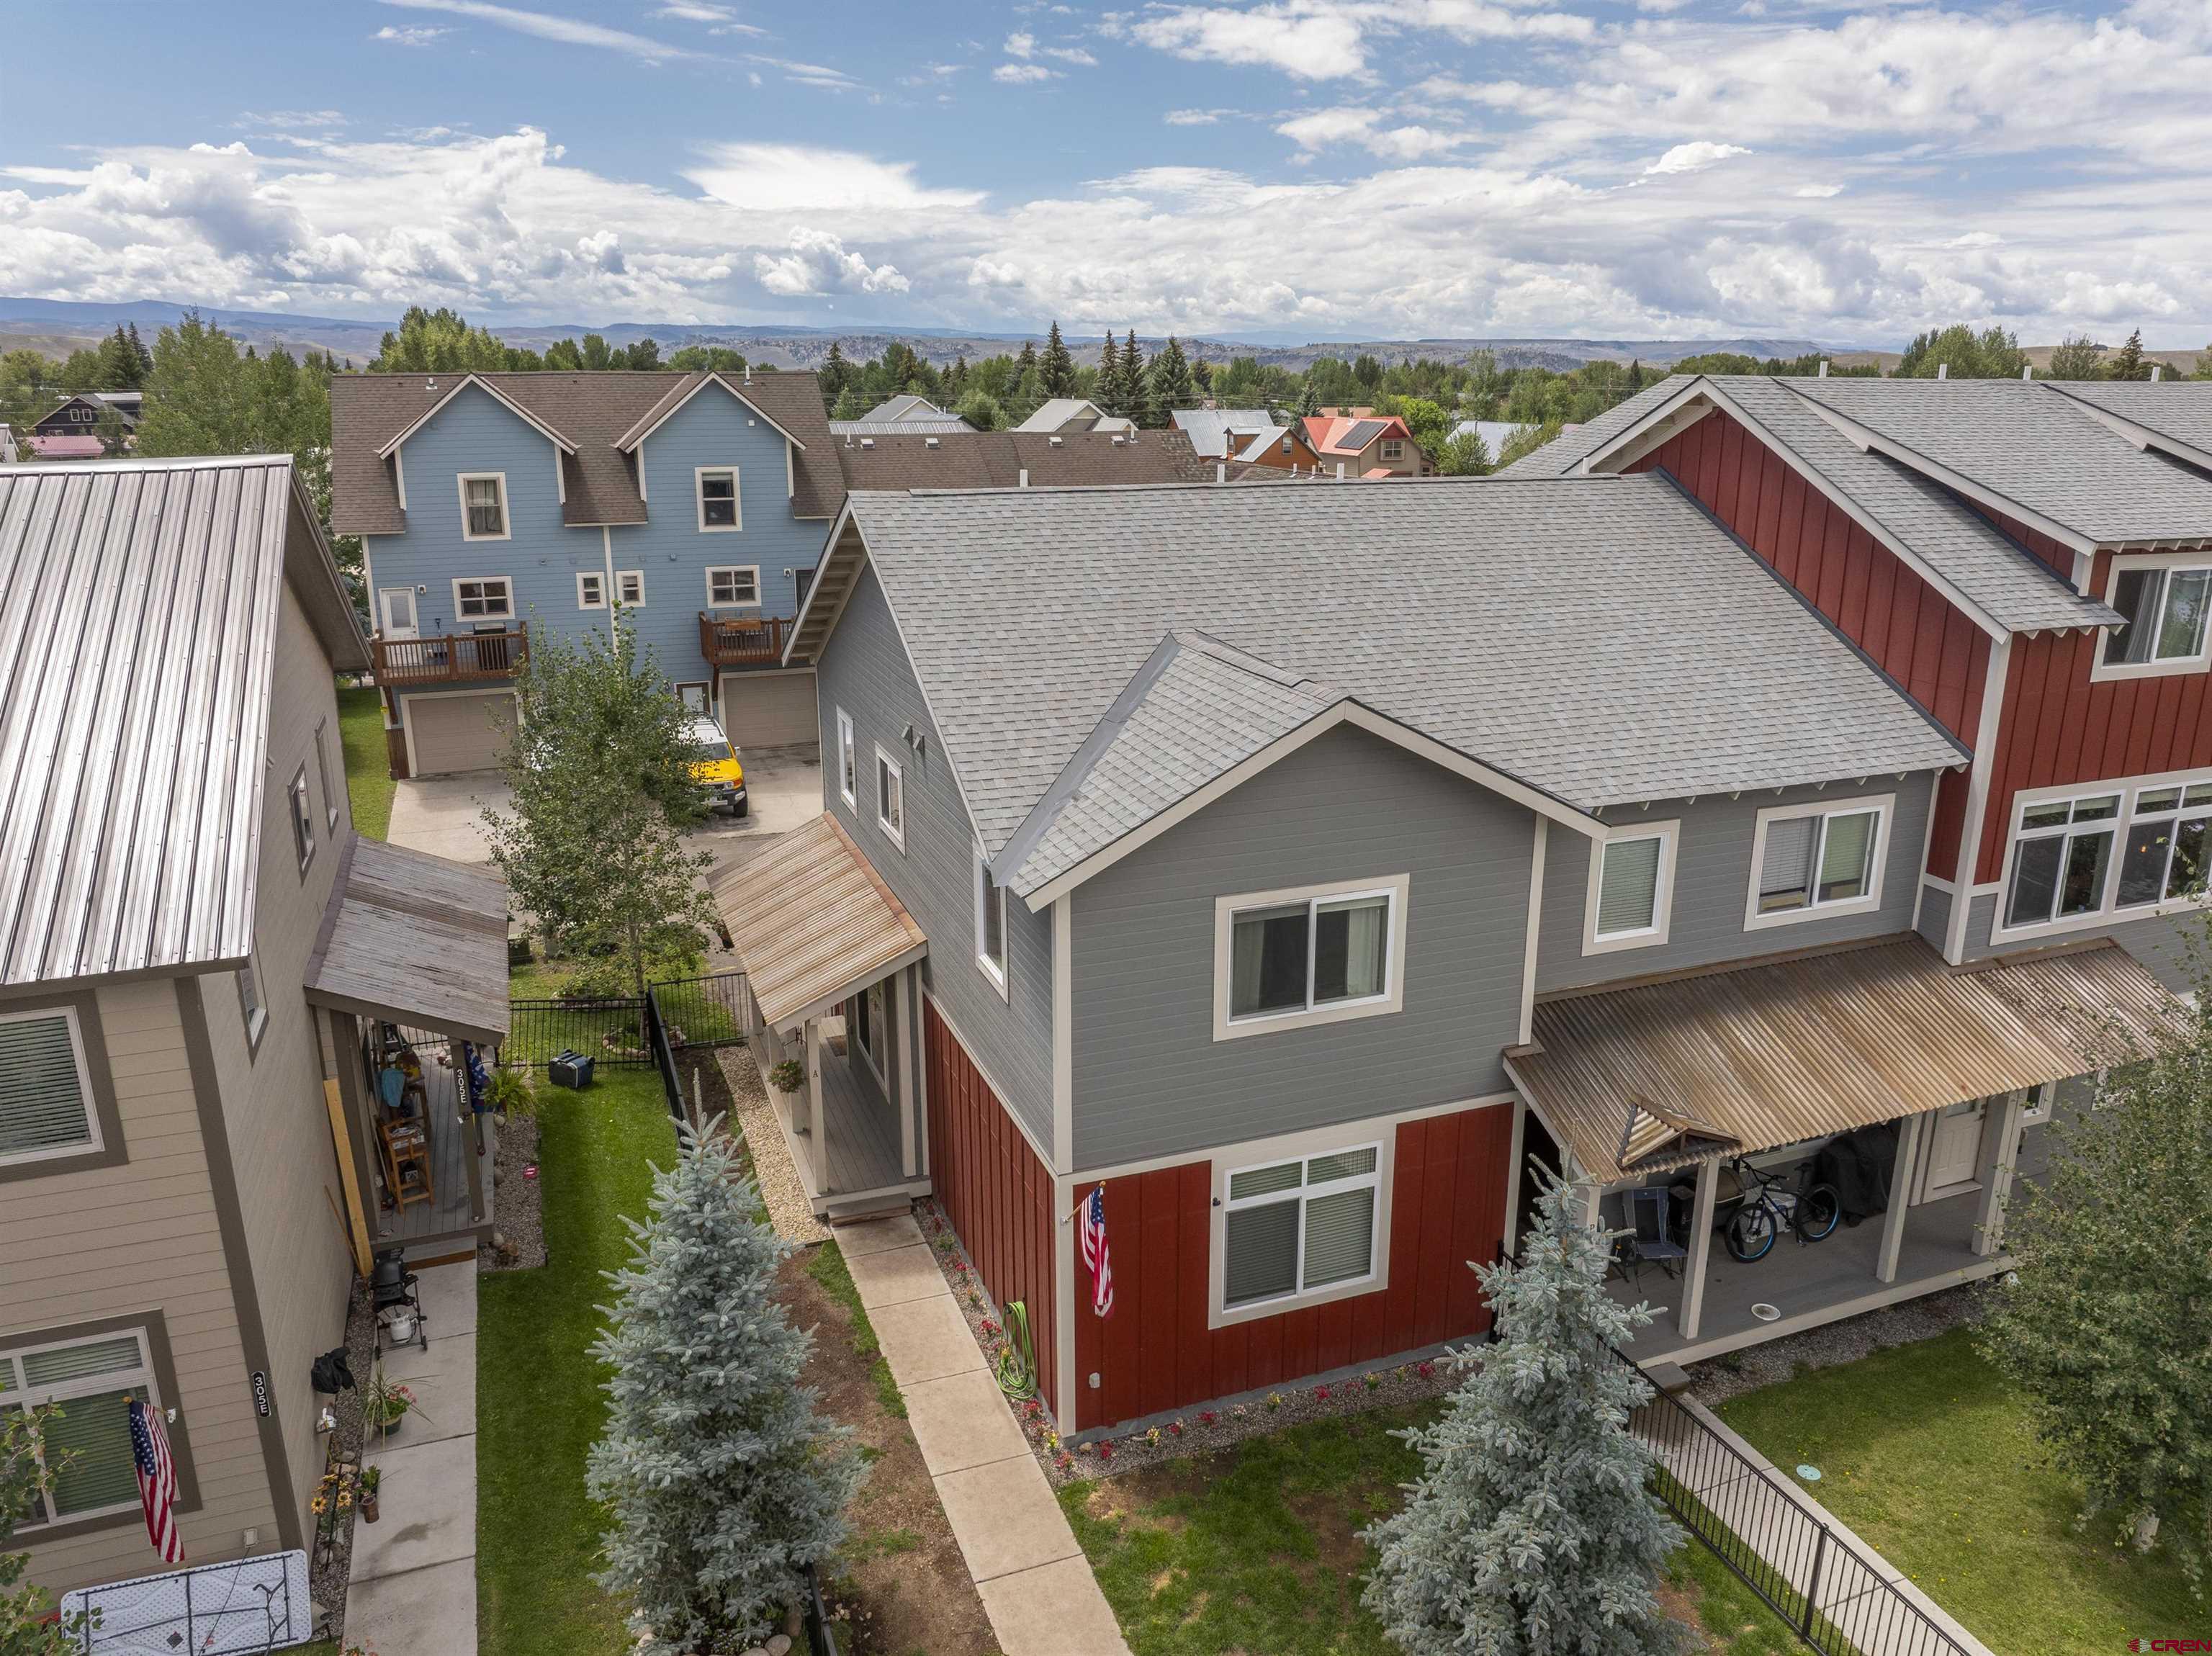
[363,1367,426,1439]
[480,1066,534,1118]
[769,1058,804,1094]
[358,1464,382,1524]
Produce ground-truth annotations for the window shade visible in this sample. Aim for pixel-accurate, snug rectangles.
[1224,1202,1299,1307]
[19,1337,142,1390]
[1597,837,1663,935]
[1302,1188,1375,1287]
[0,1016,94,1160]
[1313,896,1387,1002]
[1229,1160,1301,1201]
[1305,1146,1377,1184]
[43,1388,139,1516]
[1758,817,1818,912]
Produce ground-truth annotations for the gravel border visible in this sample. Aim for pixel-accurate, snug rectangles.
[914,1197,1466,1488]
[480,1108,546,1272]
[1682,1281,1990,1408]
[307,1284,378,1643]
[716,1044,829,1243]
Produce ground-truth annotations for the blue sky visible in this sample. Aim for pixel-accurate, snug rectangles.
[2,0,2208,346]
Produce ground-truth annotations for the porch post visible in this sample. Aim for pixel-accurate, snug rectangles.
[1876,1112,1926,1284]
[804,1014,828,1191]
[894,970,918,1178]
[1680,1161,1719,1341]
[452,1038,487,1223]
[1972,1093,2028,1257]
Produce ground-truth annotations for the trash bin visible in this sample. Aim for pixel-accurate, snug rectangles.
[549,1049,595,1089]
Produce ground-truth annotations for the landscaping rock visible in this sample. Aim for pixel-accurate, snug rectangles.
[1683,1282,1986,1407]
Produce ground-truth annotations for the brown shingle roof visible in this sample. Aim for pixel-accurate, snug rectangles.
[833,428,1213,492]
[328,369,845,536]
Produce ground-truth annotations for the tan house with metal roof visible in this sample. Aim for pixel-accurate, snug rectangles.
[0,454,509,1601]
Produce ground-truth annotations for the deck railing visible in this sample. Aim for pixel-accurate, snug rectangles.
[372,626,527,685]
[698,611,792,667]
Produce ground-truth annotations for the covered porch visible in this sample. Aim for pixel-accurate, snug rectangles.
[713,815,931,1220]
[1507,935,2185,1366]
[307,836,513,1260]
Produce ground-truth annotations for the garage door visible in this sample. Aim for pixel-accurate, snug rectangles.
[407,692,516,775]
[719,670,818,748]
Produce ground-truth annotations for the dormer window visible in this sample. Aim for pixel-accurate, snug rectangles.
[459,473,510,540]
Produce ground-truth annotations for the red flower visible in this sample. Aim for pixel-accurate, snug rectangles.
[1315,1385,1331,1400]
[1097,1441,1114,1461]
[1417,1360,1436,1380]
[1169,1420,1184,1436]
[1198,1410,1218,1426]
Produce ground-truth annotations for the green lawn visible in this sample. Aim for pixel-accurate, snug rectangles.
[1717,1326,2202,1654]
[477,1065,678,1656]
[336,683,394,842]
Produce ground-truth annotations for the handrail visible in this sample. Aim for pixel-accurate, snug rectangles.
[698,611,791,667]
[372,624,528,685]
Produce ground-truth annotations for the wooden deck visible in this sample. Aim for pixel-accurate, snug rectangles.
[752,1028,925,1216]
[372,1050,493,1251]
[1610,1128,2051,1365]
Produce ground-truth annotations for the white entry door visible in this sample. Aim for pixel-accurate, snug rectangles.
[1916,1099,1986,1202]
[379,588,419,640]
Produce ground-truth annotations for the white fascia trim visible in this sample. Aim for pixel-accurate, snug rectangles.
[2044,387,2212,476]
[1067,1089,1518,1187]
[783,504,860,663]
[1946,636,2013,961]
[1052,893,1073,1175]
[1571,379,1720,477]
[377,374,575,459]
[1021,701,1606,912]
[614,372,808,452]
[1793,397,2098,557]
[1519,818,1547,1047]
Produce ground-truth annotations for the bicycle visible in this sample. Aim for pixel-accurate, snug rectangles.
[1721,1156,1842,1261]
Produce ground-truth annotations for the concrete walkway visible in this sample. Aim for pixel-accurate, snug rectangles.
[837,1214,1130,1656]
[386,775,508,863]
[345,1261,480,1656]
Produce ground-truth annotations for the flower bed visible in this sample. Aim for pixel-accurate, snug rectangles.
[914,1198,1467,1488]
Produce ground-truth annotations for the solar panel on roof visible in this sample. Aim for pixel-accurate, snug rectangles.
[1339,418,1388,450]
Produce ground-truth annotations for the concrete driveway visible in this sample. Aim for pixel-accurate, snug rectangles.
[386,775,510,864]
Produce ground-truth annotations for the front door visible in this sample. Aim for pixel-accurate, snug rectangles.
[1917,1099,1986,1201]
[379,588,419,640]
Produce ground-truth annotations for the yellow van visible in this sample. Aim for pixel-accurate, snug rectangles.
[684,712,749,817]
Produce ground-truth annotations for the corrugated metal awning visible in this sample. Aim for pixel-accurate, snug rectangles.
[711,814,926,1030]
[306,837,511,1044]
[1506,936,2185,1184]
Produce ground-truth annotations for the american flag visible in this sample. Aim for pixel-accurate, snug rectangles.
[129,1399,184,1565]
[1079,1184,1114,1318]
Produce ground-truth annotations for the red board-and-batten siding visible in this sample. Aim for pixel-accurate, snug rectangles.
[1073,1103,1515,1434]
[923,999,1059,1413]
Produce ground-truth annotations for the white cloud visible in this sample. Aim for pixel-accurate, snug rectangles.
[1164,109,1224,125]
[1277,107,1470,160]
[685,144,984,212]
[373,24,451,45]
[753,228,908,295]
[1795,183,1845,199]
[1643,141,1752,176]
[1004,30,1037,57]
[378,0,693,60]
[994,63,1061,83]
[1126,4,1370,80]
[238,110,347,130]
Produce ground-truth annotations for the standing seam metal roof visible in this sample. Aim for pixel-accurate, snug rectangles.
[830,477,1968,865]
[0,455,360,986]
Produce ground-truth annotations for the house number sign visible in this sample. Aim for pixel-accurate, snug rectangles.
[251,1370,271,1418]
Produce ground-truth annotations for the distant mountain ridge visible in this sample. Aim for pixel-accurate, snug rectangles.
[0,295,1862,372]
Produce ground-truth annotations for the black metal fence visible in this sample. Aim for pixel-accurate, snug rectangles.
[505,996,656,1068]
[652,971,751,1051]
[1627,1356,1971,1655]
[800,1561,840,1656]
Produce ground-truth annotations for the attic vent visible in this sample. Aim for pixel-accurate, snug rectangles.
[1048,435,1064,447]
[425,377,437,392]
[860,436,876,449]
[925,436,940,449]
[1111,434,1126,446]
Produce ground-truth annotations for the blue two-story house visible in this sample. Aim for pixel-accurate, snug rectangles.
[331,369,845,775]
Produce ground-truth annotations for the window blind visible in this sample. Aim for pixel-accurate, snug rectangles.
[1224,1202,1299,1307]
[0,1015,94,1160]
[1302,1188,1375,1288]
[42,1388,139,1516]
[19,1336,141,1390]
[1758,816,1818,911]
[1597,837,1663,935]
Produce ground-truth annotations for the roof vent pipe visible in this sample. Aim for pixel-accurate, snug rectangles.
[1817,360,1828,378]
[1336,461,1346,481]
[743,363,752,384]
[1019,468,1030,487]
[2152,364,2164,382]
[1937,363,1948,379]
[1216,462,1226,483]
[2023,364,2033,380]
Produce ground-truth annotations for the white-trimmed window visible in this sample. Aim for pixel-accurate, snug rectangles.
[875,744,905,851]
[1379,438,1404,461]
[2100,560,2210,677]
[0,1007,100,1169]
[289,764,315,870]
[975,855,1007,994]
[0,1328,160,1529]
[836,709,857,807]
[1221,1142,1383,1314]
[452,577,513,622]
[705,566,760,608]
[457,473,509,540]
[2001,775,2212,935]
[675,682,711,715]
[315,718,338,828]
[1213,876,1408,1040]
[616,570,646,607]
[696,467,741,532]
[1584,822,1678,954]
[1745,796,1889,929]
[576,571,606,609]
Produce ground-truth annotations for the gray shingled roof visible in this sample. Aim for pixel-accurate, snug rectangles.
[835,429,1213,492]
[330,369,845,535]
[2046,381,2212,469]
[832,478,1968,872]
[1788,377,2212,547]
[0,455,367,986]
[1499,376,2120,633]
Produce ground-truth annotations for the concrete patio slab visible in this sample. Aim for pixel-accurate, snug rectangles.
[385,775,508,864]
[871,1294,986,1387]
[408,1259,478,1338]
[376,1331,476,1448]
[842,1242,947,1311]
[830,1212,924,1258]
[902,1367,1032,1477]
[976,1554,1133,1656]
[353,1434,476,1581]
[342,1557,476,1656]
[934,1455,1082,1584]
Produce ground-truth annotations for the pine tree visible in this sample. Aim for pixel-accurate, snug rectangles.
[1362,1172,1685,1655]
[1016,338,1038,379]
[1040,320,1075,397]
[2108,328,2149,381]
[1096,333,1125,418]
[821,340,851,400]
[1146,336,1197,425]
[588,1111,863,1653]
[1296,377,1321,419]
[1122,330,1151,428]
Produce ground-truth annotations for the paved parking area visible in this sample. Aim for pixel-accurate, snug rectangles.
[386,775,510,863]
